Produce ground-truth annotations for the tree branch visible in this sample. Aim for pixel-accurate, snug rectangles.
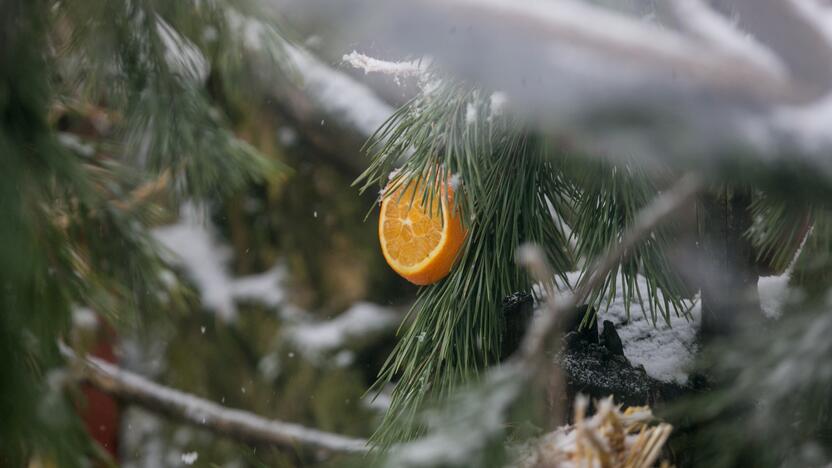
[515,173,703,368]
[291,0,832,178]
[265,45,395,175]
[61,346,369,455]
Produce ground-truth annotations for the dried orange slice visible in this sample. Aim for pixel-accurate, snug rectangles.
[378,181,467,285]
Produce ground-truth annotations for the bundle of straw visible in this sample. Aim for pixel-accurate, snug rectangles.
[520,396,673,468]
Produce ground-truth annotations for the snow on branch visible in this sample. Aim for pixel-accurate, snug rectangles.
[153,202,285,322]
[284,302,399,360]
[62,346,369,454]
[286,45,395,139]
[342,51,428,85]
[295,0,832,175]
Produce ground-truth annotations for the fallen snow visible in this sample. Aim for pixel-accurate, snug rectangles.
[758,273,791,319]
[556,271,698,384]
[152,203,286,321]
[284,302,399,359]
[225,14,395,139]
[552,270,791,384]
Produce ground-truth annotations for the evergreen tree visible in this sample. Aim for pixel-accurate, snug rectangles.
[0,1,288,464]
[3,0,832,467]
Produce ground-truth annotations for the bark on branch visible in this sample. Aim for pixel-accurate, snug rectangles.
[62,346,370,455]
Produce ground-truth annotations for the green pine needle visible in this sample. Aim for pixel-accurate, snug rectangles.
[356,84,574,446]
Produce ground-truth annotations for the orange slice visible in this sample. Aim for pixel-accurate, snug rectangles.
[378,181,467,285]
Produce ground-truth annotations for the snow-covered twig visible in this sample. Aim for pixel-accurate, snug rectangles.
[61,346,369,454]
[153,203,286,322]
[284,302,399,360]
[343,51,427,84]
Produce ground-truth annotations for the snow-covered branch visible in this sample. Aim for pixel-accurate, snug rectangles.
[293,0,832,177]
[342,51,427,82]
[286,46,395,140]
[63,346,369,454]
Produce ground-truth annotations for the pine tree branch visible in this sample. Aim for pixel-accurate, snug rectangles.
[515,173,703,369]
[265,46,395,174]
[60,346,369,455]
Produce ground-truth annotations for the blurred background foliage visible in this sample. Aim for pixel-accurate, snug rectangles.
[0,0,410,466]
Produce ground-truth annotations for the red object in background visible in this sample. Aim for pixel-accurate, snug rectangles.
[78,320,120,461]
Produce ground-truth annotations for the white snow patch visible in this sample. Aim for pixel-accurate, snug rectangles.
[550,269,793,384]
[334,350,355,368]
[449,173,463,190]
[285,302,399,359]
[58,133,96,157]
[230,265,285,308]
[465,102,477,125]
[488,92,508,121]
[343,51,427,86]
[152,203,286,321]
[156,16,209,85]
[180,451,198,465]
[387,167,403,181]
[670,0,786,80]
[153,203,235,320]
[565,272,699,384]
[774,92,832,157]
[759,274,790,319]
[363,386,394,412]
[72,306,99,331]
[225,10,271,52]
[287,46,394,138]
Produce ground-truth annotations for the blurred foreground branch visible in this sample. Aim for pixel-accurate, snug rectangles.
[296,0,832,175]
[61,346,369,455]
[516,173,703,370]
[267,46,394,174]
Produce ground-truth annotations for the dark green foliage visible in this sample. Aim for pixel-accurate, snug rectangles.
[54,0,289,198]
[747,195,812,275]
[0,0,290,463]
[566,158,693,325]
[356,85,575,446]
[669,307,832,468]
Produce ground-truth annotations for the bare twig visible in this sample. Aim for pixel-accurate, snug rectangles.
[61,346,369,455]
[515,173,703,368]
